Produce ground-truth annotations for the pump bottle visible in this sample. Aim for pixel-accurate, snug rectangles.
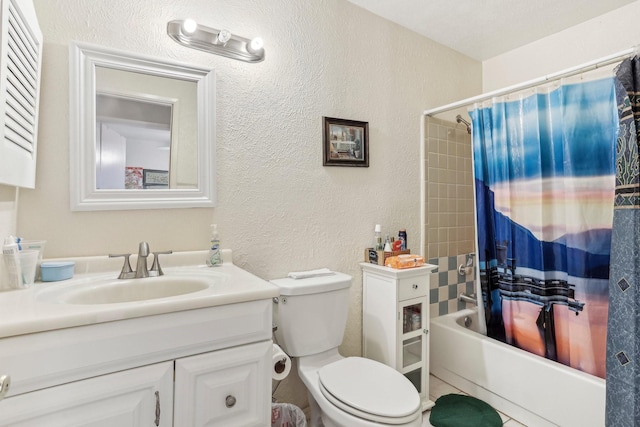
[373,224,382,250]
[207,224,223,266]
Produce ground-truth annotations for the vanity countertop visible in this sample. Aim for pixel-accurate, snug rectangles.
[0,250,278,339]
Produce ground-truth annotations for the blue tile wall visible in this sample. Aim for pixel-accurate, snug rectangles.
[428,254,475,317]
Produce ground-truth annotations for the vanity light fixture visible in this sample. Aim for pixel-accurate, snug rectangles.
[167,19,265,63]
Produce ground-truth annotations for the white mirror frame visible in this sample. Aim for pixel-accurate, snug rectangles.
[69,41,216,211]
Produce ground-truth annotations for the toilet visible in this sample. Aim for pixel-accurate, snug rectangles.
[271,271,422,427]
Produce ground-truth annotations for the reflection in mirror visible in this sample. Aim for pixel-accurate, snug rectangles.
[95,66,198,190]
[69,41,216,211]
[96,93,172,190]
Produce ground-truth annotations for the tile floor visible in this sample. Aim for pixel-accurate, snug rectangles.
[423,375,527,427]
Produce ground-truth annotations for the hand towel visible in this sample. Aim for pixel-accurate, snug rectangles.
[287,268,334,279]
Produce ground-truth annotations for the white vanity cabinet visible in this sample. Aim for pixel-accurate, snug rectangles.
[0,299,273,427]
[361,262,437,411]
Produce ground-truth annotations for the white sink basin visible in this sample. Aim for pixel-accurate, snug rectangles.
[37,273,220,305]
[65,277,209,304]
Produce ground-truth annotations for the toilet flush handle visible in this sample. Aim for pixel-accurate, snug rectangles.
[0,374,11,401]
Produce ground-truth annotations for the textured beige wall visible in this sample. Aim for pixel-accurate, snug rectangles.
[17,0,481,408]
[483,1,640,91]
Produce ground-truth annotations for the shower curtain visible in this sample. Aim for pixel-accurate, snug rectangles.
[606,57,640,426]
[470,76,618,379]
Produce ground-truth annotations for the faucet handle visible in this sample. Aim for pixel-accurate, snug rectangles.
[109,253,134,279]
[150,250,172,276]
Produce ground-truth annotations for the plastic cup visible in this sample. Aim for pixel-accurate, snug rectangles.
[18,240,46,280]
[19,250,39,286]
[17,240,46,261]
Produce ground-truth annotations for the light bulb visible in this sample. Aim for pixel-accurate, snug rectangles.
[216,29,231,45]
[182,19,197,34]
[248,37,264,53]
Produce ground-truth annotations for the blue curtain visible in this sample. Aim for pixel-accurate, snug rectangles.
[470,77,618,378]
[606,57,640,426]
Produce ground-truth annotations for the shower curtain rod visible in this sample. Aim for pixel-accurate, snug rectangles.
[423,47,637,117]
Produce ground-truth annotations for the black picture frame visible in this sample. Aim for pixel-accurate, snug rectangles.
[323,117,369,167]
[142,169,169,189]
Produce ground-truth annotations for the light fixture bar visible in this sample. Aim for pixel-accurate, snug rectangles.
[167,19,265,63]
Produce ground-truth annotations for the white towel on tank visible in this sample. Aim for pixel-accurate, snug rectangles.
[287,268,334,279]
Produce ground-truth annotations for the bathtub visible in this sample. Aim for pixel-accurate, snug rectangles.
[430,308,605,427]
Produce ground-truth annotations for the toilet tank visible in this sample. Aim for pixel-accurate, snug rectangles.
[271,272,352,357]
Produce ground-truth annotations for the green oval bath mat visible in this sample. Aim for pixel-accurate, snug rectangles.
[429,394,502,427]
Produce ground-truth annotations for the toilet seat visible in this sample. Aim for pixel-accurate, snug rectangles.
[318,357,421,425]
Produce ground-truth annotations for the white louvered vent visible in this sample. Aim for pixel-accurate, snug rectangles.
[0,0,42,188]
[4,0,38,154]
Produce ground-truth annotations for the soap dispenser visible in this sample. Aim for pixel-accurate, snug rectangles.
[207,224,222,266]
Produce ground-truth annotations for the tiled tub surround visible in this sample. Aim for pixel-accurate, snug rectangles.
[423,116,475,261]
[428,254,475,317]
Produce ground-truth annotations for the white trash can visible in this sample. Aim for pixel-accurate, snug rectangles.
[271,403,307,427]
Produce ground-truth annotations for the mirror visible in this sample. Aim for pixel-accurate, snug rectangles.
[69,41,216,210]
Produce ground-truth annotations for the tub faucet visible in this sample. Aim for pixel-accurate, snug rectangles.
[459,292,477,306]
[458,253,475,276]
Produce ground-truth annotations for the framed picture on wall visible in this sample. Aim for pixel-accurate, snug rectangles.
[323,117,369,167]
[142,169,169,189]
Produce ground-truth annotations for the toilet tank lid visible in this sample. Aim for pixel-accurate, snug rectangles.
[270,271,352,296]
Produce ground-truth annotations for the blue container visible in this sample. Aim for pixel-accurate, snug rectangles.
[40,261,75,282]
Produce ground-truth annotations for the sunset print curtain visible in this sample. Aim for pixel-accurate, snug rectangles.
[470,76,618,379]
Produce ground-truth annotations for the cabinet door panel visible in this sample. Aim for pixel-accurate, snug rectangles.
[0,362,173,426]
[398,296,427,403]
[175,340,271,427]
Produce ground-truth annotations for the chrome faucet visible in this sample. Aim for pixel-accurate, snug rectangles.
[135,242,150,278]
[109,242,172,279]
[458,292,478,306]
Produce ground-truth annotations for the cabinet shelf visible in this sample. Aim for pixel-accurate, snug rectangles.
[403,337,422,368]
[402,329,423,340]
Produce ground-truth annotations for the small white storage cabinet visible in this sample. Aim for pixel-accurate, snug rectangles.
[361,262,437,411]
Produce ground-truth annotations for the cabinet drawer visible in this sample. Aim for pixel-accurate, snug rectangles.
[398,276,428,300]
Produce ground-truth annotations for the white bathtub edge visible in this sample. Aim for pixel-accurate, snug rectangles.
[429,308,605,427]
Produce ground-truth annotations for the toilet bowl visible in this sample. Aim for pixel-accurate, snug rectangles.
[298,349,422,427]
[271,272,423,427]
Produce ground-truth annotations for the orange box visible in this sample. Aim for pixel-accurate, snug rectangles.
[384,254,425,269]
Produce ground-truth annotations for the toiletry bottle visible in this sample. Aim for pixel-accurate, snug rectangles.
[3,236,23,288]
[207,224,223,266]
[383,234,392,252]
[398,229,407,251]
[373,224,382,250]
